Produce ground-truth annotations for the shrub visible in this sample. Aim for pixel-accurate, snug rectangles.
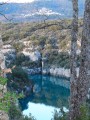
[52,108,68,120]
[13,42,24,52]
[46,52,70,68]
[0,76,8,85]
[9,104,36,120]
[12,67,28,82]
[15,53,30,66]
[9,104,23,120]
[76,105,90,120]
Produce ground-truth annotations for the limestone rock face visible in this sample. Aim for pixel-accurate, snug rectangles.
[22,49,41,61]
[0,36,5,75]
[0,111,9,120]
[2,44,16,67]
[0,35,3,47]
[0,36,4,64]
[42,67,79,78]
[0,36,9,120]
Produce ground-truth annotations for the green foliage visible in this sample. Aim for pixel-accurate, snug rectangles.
[76,105,90,120]
[11,52,41,68]
[7,66,31,95]
[23,114,36,120]
[39,36,47,47]
[2,35,10,42]
[52,105,90,120]
[12,53,41,68]
[9,104,23,120]
[0,91,24,112]
[52,108,68,120]
[46,52,70,68]
[12,67,28,82]
[0,76,8,85]
[13,42,24,52]
[0,92,17,112]
[9,104,36,120]
[15,53,30,66]
[45,52,80,68]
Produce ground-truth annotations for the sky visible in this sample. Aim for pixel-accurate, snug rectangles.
[23,102,68,120]
[0,0,36,3]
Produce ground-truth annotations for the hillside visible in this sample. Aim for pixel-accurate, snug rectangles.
[0,0,85,22]
[0,19,82,70]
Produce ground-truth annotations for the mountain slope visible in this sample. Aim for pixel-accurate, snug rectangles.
[0,0,85,22]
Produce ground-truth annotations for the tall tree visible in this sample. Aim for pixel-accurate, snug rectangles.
[69,0,90,119]
[69,0,79,120]
[78,0,90,104]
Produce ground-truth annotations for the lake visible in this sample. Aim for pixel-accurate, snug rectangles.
[19,74,70,120]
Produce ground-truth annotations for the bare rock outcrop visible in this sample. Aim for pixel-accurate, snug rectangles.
[0,35,6,77]
[0,111,9,120]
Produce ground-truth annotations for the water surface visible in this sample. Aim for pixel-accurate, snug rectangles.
[20,74,70,120]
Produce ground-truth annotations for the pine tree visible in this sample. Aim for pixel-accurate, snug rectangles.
[69,0,79,119]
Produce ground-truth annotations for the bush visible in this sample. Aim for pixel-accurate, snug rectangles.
[0,76,8,85]
[76,105,90,120]
[9,104,36,120]
[46,52,70,68]
[8,104,35,120]
[52,108,68,120]
[12,67,28,82]
[15,53,30,66]
[9,104,22,120]
[13,42,24,52]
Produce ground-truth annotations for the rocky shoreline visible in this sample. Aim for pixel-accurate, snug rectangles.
[24,66,79,78]
[22,67,42,74]
[42,67,70,78]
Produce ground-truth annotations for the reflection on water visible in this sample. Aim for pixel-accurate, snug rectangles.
[20,74,70,120]
[23,102,60,120]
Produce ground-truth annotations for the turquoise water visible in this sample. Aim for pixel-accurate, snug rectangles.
[20,74,70,120]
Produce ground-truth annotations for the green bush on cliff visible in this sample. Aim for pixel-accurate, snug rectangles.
[9,104,36,120]
[76,105,90,120]
[0,91,23,112]
[0,76,8,85]
[13,42,25,52]
[52,109,68,120]
[46,52,70,68]
[12,67,28,82]
[15,53,30,66]
[7,67,32,95]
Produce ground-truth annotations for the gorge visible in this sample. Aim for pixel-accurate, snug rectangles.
[0,18,83,120]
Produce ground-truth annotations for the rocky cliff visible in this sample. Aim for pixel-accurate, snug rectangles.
[0,36,9,120]
[0,20,82,77]
[0,35,6,77]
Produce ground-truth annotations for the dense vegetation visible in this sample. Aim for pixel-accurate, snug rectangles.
[0,76,35,120]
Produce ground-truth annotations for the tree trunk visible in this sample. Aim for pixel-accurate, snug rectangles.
[69,0,79,120]
[78,0,90,105]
